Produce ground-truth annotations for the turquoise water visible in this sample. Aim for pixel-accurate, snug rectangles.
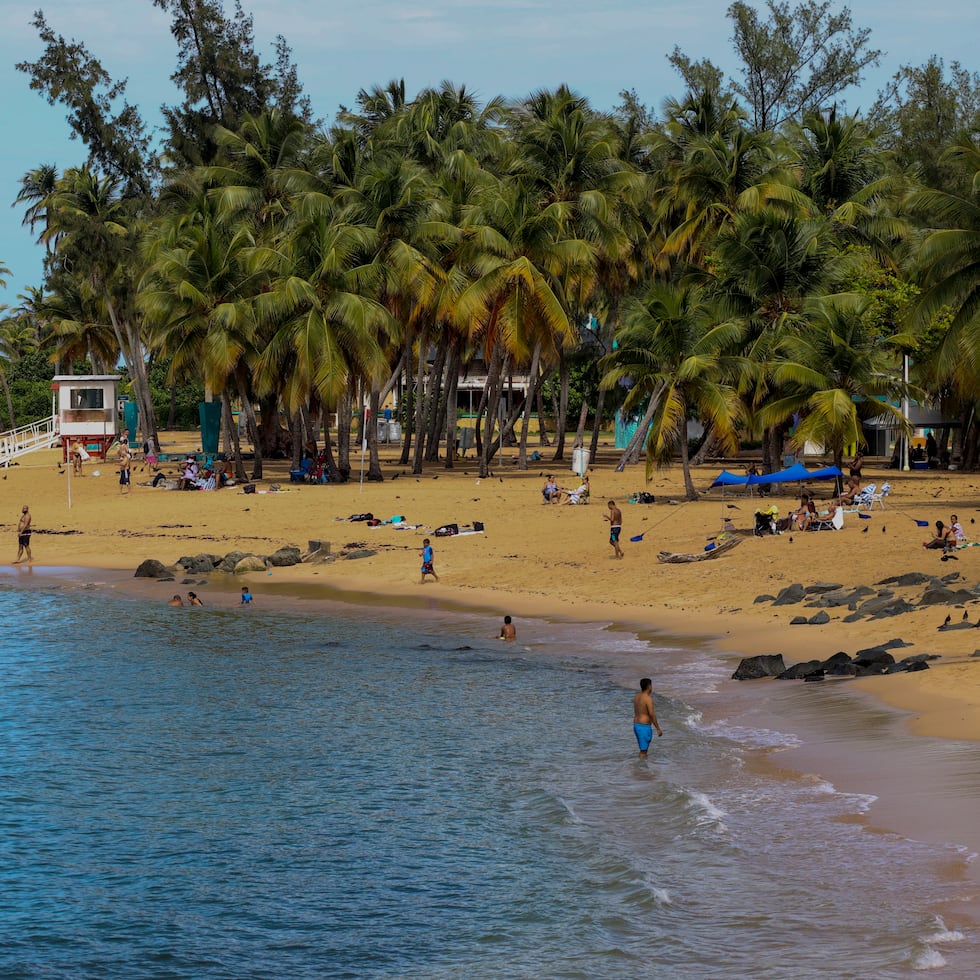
[0,583,977,977]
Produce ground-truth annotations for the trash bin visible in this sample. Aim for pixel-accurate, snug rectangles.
[377,420,389,443]
[572,447,590,477]
[388,420,402,442]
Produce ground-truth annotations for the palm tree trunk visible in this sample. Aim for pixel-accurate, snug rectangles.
[588,386,608,461]
[680,417,698,501]
[478,344,505,479]
[411,325,430,474]
[552,348,570,461]
[367,388,383,480]
[423,339,448,462]
[615,383,666,472]
[442,342,461,470]
[337,380,353,481]
[222,388,247,481]
[517,344,543,469]
[234,369,263,480]
[536,385,550,446]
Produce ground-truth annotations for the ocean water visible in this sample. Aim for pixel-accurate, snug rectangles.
[0,582,977,978]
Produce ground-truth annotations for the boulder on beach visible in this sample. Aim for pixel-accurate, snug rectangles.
[732,654,785,680]
[135,558,171,579]
[234,555,267,573]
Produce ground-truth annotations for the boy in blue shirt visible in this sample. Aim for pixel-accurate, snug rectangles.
[419,538,439,584]
[241,587,252,605]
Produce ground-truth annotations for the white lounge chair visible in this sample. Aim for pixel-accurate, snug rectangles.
[869,483,890,510]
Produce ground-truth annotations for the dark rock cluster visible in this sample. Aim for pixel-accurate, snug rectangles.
[732,640,938,682]
[754,570,979,624]
[134,543,369,581]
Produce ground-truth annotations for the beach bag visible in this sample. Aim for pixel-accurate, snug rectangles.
[348,512,373,522]
[473,521,485,532]
[637,492,655,504]
[243,483,256,494]
[366,519,381,527]
[434,523,458,537]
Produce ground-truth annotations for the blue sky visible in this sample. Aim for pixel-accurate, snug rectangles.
[2,0,979,302]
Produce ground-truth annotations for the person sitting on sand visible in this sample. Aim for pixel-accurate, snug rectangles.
[792,493,817,531]
[950,514,966,545]
[178,458,199,491]
[562,476,590,505]
[836,474,861,507]
[923,520,953,550]
[541,475,561,504]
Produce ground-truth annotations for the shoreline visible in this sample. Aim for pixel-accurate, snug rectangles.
[7,559,980,917]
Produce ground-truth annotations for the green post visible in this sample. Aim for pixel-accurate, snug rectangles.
[199,401,221,455]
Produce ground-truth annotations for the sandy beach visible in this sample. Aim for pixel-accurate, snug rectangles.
[2,439,979,743]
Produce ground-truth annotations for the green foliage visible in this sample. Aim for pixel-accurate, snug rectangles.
[670,1,880,132]
[149,357,205,429]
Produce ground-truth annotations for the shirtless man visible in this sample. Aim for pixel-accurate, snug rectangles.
[14,505,32,564]
[632,677,663,758]
[605,500,624,559]
[499,615,516,640]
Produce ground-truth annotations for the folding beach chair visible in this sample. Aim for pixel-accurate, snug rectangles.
[809,506,844,531]
[869,483,890,510]
[852,483,876,510]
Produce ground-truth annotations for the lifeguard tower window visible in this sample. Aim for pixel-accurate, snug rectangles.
[74,389,105,410]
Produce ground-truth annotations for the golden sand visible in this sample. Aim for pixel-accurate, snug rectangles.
[3,439,979,741]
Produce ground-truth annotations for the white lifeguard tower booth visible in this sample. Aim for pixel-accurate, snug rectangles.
[53,374,122,461]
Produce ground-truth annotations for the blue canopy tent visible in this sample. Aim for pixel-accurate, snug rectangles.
[710,463,843,493]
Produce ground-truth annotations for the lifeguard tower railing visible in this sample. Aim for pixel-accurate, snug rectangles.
[0,415,60,467]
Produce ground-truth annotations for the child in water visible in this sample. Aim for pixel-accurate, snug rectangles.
[241,587,253,605]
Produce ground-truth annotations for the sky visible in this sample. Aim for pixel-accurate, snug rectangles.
[2,0,979,303]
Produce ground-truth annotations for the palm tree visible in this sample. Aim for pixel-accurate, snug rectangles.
[761,293,911,468]
[601,280,743,500]
[14,164,59,251]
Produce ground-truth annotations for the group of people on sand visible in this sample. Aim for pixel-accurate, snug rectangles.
[923,514,966,551]
[541,474,590,505]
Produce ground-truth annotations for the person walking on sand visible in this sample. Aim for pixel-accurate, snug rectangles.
[118,447,132,494]
[633,677,663,758]
[499,615,516,640]
[14,505,33,564]
[420,538,439,584]
[605,500,624,559]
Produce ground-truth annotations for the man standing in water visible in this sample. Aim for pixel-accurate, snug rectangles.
[14,505,32,563]
[633,677,663,757]
[499,615,516,640]
[605,500,624,559]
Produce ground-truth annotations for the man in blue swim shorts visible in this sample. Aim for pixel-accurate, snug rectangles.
[606,500,624,559]
[632,677,663,757]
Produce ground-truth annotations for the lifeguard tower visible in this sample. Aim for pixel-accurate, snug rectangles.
[53,375,122,461]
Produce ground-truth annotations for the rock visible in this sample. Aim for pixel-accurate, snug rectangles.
[920,586,976,606]
[732,654,786,680]
[234,555,267,573]
[135,558,171,579]
[941,571,962,583]
[218,551,248,572]
[905,660,930,672]
[972,650,980,658]
[849,585,875,598]
[825,660,858,676]
[855,639,910,656]
[790,616,809,625]
[842,612,865,623]
[876,572,932,587]
[773,584,806,606]
[865,598,916,619]
[777,660,824,679]
[853,649,896,670]
[343,549,377,560]
[177,554,215,574]
[808,611,831,625]
[937,621,974,632]
[267,546,302,567]
[803,672,826,682]
[804,582,843,594]
[754,594,776,603]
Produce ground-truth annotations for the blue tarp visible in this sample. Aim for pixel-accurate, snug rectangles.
[710,463,843,488]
